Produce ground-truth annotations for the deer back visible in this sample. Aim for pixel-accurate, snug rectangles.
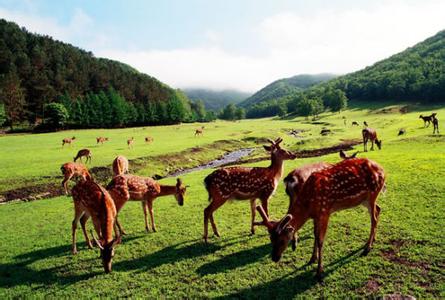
[122,174,161,200]
[295,158,385,216]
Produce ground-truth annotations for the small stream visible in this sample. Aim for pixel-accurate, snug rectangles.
[167,148,255,177]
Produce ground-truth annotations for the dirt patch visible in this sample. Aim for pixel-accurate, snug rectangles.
[380,239,430,273]
[365,279,381,293]
[0,183,62,204]
[374,105,411,114]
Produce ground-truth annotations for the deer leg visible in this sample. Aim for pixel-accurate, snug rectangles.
[115,216,127,235]
[371,140,374,151]
[363,138,367,152]
[291,231,298,251]
[260,198,269,216]
[79,214,93,249]
[308,219,319,264]
[315,215,329,282]
[142,201,150,232]
[62,174,72,195]
[72,208,84,255]
[250,198,257,235]
[147,200,156,232]
[363,199,380,255]
[203,195,225,243]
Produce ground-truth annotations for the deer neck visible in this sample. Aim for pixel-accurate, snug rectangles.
[288,203,310,232]
[269,154,284,180]
[158,185,177,197]
[100,205,115,244]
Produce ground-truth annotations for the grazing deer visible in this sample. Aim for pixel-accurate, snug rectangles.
[398,128,406,136]
[351,121,359,126]
[112,155,129,176]
[419,113,436,127]
[107,175,187,233]
[203,138,296,242]
[363,121,368,127]
[432,116,439,134]
[127,137,134,149]
[339,150,359,160]
[257,158,385,281]
[362,128,382,152]
[62,136,76,147]
[71,179,121,273]
[195,126,205,136]
[74,149,92,163]
[60,162,92,195]
[96,137,109,145]
[145,136,154,143]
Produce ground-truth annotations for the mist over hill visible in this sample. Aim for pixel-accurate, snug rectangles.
[183,88,251,111]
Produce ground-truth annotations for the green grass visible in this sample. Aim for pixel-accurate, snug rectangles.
[0,103,444,298]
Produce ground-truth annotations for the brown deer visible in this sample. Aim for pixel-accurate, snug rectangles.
[127,137,134,149]
[62,136,76,147]
[419,113,436,127]
[432,116,439,134]
[145,136,154,143]
[60,162,92,195]
[362,128,382,152]
[96,137,109,145]
[74,148,92,163]
[112,155,129,176]
[71,179,121,273]
[195,126,204,136]
[351,121,359,126]
[107,175,187,233]
[257,157,385,281]
[203,138,296,242]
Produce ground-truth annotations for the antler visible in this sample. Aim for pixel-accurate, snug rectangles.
[267,138,275,145]
[274,137,283,145]
[90,230,104,250]
[277,214,293,234]
[256,206,274,230]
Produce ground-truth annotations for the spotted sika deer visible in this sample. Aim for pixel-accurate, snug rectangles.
[71,179,121,273]
[107,175,187,233]
[362,128,382,152]
[203,138,296,242]
[257,158,385,281]
[60,162,92,195]
[74,148,92,163]
[96,137,109,144]
[127,137,134,149]
[62,136,76,147]
[112,155,129,176]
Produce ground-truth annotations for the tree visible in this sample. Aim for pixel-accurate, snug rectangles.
[219,104,237,120]
[44,103,69,128]
[0,103,6,126]
[235,107,246,120]
[322,88,347,112]
[297,98,315,118]
[0,70,26,129]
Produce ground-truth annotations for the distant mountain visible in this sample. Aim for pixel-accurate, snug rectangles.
[317,29,445,102]
[239,74,336,108]
[183,88,251,111]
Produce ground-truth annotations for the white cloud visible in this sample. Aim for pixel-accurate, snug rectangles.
[1,1,445,92]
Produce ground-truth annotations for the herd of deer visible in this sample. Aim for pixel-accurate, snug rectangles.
[61,136,386,281]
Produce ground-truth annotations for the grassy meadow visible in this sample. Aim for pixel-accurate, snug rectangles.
[0,103,444,298]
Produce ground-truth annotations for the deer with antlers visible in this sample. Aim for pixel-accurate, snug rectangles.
[362,128,382,152]
[195,126,204,137]
[203,138,296,243]
[96,137,109,145]
[71,179,121,273]
[74,148,92,163]
[127,137,134,149]
[112,155,129,176]
[107,175,187,233]
[60,162,92,195]
[62,136,76,147]
[257,157,385,281]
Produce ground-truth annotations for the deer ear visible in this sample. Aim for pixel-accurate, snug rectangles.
[275,137,283,145]
[351,152,358,158]
[339,150,346,159]
[263,145,272,152]
[176,178,182,186]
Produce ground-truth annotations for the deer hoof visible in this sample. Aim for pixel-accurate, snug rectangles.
[315,273,324,283]
[362,247,371,256]
[152,228,157,233]
[250,229,255,235]
[291,240,297,251]
[72,250,78,255]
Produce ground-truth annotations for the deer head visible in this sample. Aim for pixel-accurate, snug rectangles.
[175,178,187,206]
[339,150,358,160]
[91,230,121,273]
[264,138,297,161]
[375,139,382,150]
[256,206,294,262]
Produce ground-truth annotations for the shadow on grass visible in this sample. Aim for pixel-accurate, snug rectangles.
[0,235,143,288]
[215,245,365,299]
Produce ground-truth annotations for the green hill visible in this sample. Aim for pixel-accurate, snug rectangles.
[239,73,336,108]
[183,88,250,111]
[0,19,193,127]
[321,29,445,102]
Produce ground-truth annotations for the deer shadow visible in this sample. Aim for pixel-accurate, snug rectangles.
[215,245,366,299]
[0,235,143,289]
[196,236,311,276]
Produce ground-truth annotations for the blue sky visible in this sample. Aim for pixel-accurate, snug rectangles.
[1,0,444,92]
